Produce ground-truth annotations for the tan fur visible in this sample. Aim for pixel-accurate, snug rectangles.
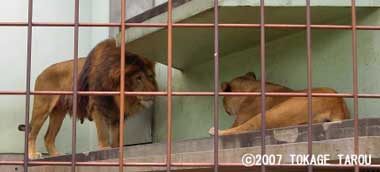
[209,72,349,136]
[28,38,158,159]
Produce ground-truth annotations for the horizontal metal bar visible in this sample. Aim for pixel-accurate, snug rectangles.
[173,23,356,30]
[35,22,165,27]
[125,23,167,27]
[357,25,380,30]
[170,162,215,167]
[0,161,164,167]
[0,22,28,26]
[79,22,120,27]
[0,91,27,95]
[32,22,164,27]
[0,91,165,96]
[123,162,167,166]
[0,22,165,28]
[2,161,379,168]
[2,91,380,98]
[0,161,24,165]
[2,22,380,30]
[32,22,77,27]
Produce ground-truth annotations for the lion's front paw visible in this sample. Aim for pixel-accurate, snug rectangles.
[29,152,42,160]
[49,152,64,157]
[208,127,215,135]
[98,145,111,150]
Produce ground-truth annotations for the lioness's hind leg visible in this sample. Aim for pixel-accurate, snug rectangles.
[28,99,49,159]
[44,108,66,156]
[329,104,349,121]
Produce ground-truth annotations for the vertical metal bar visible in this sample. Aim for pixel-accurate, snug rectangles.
[119,0,126,171]
[259,0,266,172]
[24,0,33,171]
[167,0,173,172]
[351,0,359,172]
[213,0,219,172]
[306,0,313,172]
[71,0,80,171]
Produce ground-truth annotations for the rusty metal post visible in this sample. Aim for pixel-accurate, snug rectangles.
[351,0,359,172]
[260,0,267,172]
[71,0,80,171]
[213,0,220,172]
[23,0,34,171]
[119,0,127,171]
[306,0,313,172]
[167,0,173,172]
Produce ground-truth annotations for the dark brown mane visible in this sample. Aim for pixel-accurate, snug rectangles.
[74,39,155,123]
[76,48,92,123]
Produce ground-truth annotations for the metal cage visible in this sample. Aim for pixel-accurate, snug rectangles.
[0,0,379,172]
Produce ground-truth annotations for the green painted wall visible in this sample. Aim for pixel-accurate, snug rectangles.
[0,0,110,154]
[152,9,380,142]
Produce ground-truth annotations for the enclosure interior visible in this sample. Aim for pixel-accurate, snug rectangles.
[128,1,380,142]
[1,0,380,172]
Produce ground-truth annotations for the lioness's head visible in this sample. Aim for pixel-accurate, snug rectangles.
[221,72,257,116]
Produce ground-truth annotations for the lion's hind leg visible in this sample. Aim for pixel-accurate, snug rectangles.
[44,107,66,157]
[210,97,308,136]
[28,96,50,159]
[310,97,349,124]
[330,98,350,121]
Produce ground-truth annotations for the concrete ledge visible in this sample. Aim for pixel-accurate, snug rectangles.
[18,118,380,172]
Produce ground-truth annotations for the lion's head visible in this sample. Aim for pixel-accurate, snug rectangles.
[77,39,158,121]
[102,51,158,116]
[221,72,257,116]
[112,52,158,112]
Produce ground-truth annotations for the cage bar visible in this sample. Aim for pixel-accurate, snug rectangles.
[306,0,313,172]
[71,0,80,171]
[23,0,33,171]
[166,0,173,172]
[213,0,220,172]
[9,91,380,98]
[118,0,127,172]
[259,0,267,172]
[3,21,380,30]
[351,0,360,172]
[3,160,380,168]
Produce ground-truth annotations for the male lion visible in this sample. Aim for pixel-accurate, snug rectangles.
[209,72,349,136]
[27,38,158,159]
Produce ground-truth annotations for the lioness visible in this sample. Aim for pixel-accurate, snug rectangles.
[209,72,349,136]
[27,38,158,159]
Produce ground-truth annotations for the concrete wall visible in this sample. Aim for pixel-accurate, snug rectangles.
[152,9,380,142]
[0,0,109,153]
[109,0,156,40]
[155,0,168,6]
